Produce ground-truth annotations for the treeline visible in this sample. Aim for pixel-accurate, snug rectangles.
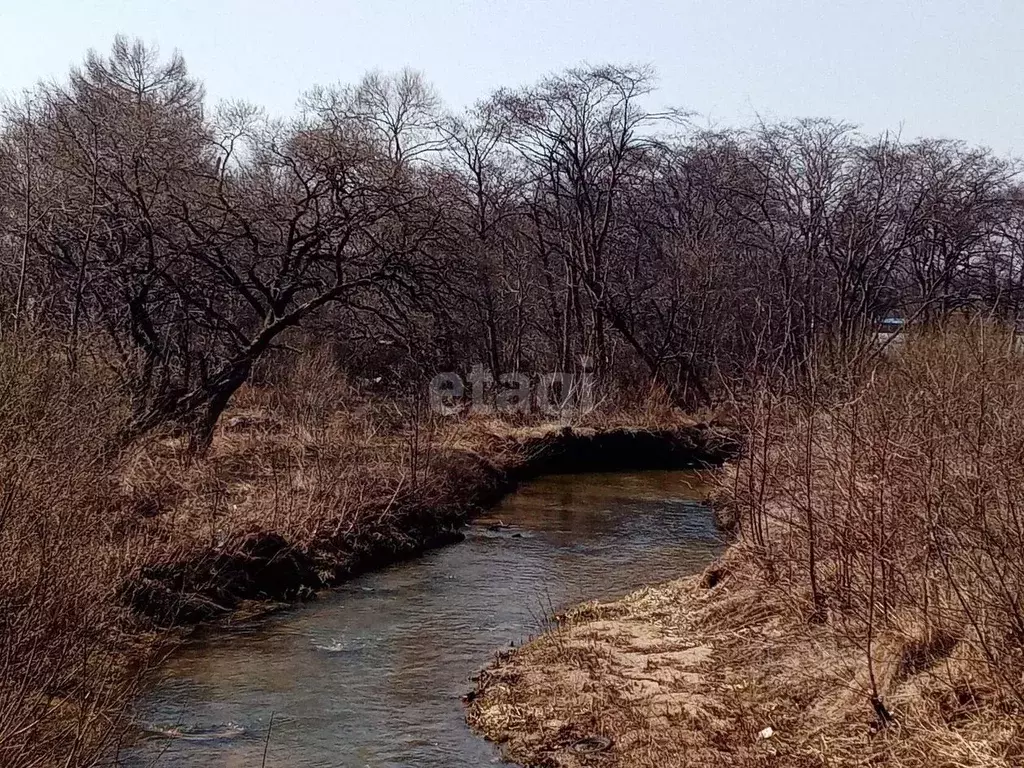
[1,37,1021,443]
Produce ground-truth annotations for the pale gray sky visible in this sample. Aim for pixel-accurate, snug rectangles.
[0,0,1021,155]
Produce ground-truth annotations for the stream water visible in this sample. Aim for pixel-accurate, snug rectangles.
[119,470,722,768]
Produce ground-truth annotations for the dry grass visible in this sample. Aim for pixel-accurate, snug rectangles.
[470,321,1024,767]
[0,332,146,767]
[471,549,1024,767]
[121,351,698,560]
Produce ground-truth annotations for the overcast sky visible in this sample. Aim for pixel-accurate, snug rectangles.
[0,0,1021,156]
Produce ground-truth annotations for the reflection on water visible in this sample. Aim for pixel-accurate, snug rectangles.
[119,470,721,768]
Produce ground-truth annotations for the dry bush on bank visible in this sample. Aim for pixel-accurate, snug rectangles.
[0,333,146,768]
[726,320,1024,763]
[125,348,488,558]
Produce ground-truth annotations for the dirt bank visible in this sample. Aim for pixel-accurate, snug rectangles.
[122,423,740,627]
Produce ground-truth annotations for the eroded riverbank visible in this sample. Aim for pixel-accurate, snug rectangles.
[123,424,739,627]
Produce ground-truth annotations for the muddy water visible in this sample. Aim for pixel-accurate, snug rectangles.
[120,470,721,768]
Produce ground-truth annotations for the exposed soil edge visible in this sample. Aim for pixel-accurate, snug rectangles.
[121,424,741,627]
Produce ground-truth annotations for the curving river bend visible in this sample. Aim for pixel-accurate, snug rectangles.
[120,470,721,768]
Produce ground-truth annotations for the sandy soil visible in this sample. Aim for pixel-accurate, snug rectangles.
[468,548,1024,768]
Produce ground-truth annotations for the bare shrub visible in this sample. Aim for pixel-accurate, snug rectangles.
[731,318,1024,728]
[0,332,143,767]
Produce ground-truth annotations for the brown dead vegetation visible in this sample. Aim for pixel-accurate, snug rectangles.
[469,322,1024,767]
[4,34,1023,768]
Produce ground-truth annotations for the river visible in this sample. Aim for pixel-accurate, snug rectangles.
[119,469,721,768]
